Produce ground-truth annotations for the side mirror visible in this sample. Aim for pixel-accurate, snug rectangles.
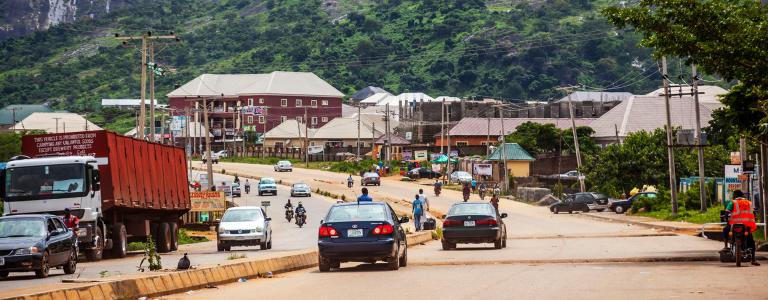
[320,220,324,225]
[399,216,409,223]
[500,213,508,219]
[91,169,101,191]
[266,217,272,221]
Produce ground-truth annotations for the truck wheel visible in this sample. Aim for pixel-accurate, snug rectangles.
[111,223,127,258]
[169,222,179,251]
[156,223,173,253]
[85,227,104,261]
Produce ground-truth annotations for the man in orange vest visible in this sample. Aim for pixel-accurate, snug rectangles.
[727,190,760,266]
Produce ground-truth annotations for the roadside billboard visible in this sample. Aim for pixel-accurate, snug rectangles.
[724,164,742,202]
[473,163,493,176]
[190,191,226,212]
[414,150,428,161]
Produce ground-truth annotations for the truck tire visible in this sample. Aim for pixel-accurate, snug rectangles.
[169,222,179,251]
[110,223,128,258]
[156,223,173,253]
[85,227,104,261]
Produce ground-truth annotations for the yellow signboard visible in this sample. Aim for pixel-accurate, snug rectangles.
[190,191,226,212]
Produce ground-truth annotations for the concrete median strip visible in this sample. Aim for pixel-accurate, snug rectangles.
[409,255,768,267]
[2,231,434,300]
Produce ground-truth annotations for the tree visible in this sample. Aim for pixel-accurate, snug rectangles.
[603,1,768,137]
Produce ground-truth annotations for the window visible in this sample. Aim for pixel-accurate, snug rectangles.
[248,98,254,106]
[311,100,317,107]
[311,117,318,125]
[455,141,468,146]
[297,116,303,123]
[247,116,254,123]
[275,142,284,148]
[296,99,302,107]
[258,116,265,124]
[358,141,366,148]
[321,117,328,122]
[321,100,329,106]
[259,98,264,104]
[281,99,287,107]
[280,116,287,123]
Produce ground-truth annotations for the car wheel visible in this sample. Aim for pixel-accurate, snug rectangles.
[568,210,573,214]
[267,238,272,250]
[318,256,331,272]
[387,253,400,270]
[552,207,559,214]
[582,207,590,213]
[441,240,454,250]
[258,192,263,196]
[0,271,8,278]
[615,206,625,214]
[111,223,128,258]
[260,240,268,250]
[502,231,507,248]
[63,249,77,274]
[597,209,605,212]
[35,251,50,278]
[331,260,341,269]
[399,247,408,267]
[494,238,503,249]
[85,226,104,261]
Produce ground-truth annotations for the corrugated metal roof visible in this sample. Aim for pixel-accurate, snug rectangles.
[311,115,387,139]
[166,72,344,98]
[14,112,101,133]
[487,143,535,161]
[439,118,595,137]
[351,86,390,101]
[264,119,316,139]
[101,99,169,108]
[555,92,633,103]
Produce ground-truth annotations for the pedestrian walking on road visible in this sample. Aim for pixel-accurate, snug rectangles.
[462,183,470,202]
[412,194,424,231]
[357,187,373,202]
[418,189,430,211]
[471,178,477,192]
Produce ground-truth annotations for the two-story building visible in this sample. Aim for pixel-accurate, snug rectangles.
[167,71,344,149]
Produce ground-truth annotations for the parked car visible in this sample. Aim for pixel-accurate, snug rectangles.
[609,192,658,214]
[450,171,473,184]
[214,150,229,158]
[361,172,381,186]
[290,183,311,197]
[0,214,78,278]
[274,160,293,172]
[559,170,586,180]
[550,192,610,214]
[408,167,439,179]
[258,178,278,196]
[317,202,409,271]
[441,202,507,250]
[217,207,272,251]
[231,183,241,197]
[202,152,219,164]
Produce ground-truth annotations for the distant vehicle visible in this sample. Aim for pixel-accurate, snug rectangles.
[202,152,219,164]
[217,207,272,251]
[258,178,278,196]
[0,214,78,278]
[441,202,507,250]
[290,183,311,197]
[231,183,241,198]
[550,192,610,214]
[609,192,657,214]
[361,172,381,186]
[274,160,293,172]
[450,171,473,184]
[317,202,409,271]
[408,167,439,179]
[559,170,585,180]
[214,150,229,158]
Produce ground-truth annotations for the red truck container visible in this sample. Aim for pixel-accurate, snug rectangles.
[12,130,190,260]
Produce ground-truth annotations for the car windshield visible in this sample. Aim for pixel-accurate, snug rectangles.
[4,164,86,200]
[221,209,264,222]
[448,204,495,216]
[454,172,470,177]
[260,179,275,184]
[326,205,388,222]
[0,218,47,238]
[363,173,379,178]
[591,193,608,199]
[293,184,308,189]
[278,161,291,165]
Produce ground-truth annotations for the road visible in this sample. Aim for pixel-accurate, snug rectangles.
[0,170,333,293]
[156,162,767,299]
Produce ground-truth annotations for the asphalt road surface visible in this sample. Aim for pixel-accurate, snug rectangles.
[0,170,333,293]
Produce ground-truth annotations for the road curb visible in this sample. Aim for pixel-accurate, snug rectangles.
[409,255,768,267]
[576,212,700,234]
[7,232,434,300]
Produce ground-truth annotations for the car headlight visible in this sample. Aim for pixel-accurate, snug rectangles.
[255,226,263,232]
[218,227,226,234]
[14,247,40,255]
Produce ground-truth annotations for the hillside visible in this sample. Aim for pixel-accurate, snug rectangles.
[0,0,665,132]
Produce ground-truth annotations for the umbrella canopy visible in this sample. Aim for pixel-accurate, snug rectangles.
[431,155,458,164]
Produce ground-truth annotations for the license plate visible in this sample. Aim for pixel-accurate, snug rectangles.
[464,221,475,227]
[0,257,4,266]
[347,229,364,238]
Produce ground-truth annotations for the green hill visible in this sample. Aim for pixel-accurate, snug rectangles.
[0,0,663,132]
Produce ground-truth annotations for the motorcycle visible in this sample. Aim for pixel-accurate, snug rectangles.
[462,189,470,202]
[295,211,306,228]
[285,207,294,222]
[244,185,251,194]
[720,223,754,267]
[479,189,486,201]
[434,186,441,196]
[348,180,354,188]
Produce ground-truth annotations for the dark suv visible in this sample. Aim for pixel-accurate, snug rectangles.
[550,192,611,214]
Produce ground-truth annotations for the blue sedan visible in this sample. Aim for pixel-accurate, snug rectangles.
[317,202,409,271]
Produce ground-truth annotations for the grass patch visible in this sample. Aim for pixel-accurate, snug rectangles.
[227,253,247,260]
[128,241,146,252]
[633,205,723,224]
[179,229,209,245]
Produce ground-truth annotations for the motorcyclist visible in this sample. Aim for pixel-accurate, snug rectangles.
[478,182,487,200]
[234,175,240,185]
[244,179,251,194]
[347,175,354,188]
[727,190,760,266]
[295,201,307,225]
[434,179,442,196]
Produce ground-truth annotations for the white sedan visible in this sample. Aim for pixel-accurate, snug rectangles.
[274,160,293,172]
[450,171,473,184]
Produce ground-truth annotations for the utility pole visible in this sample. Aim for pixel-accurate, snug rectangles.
[385,103,391,163]
[740,137,748,191]
[440,100,445,154]
[486,112,491,156]
[357,105,361,158]
[691,64,707,212]
[304,107,309,167]
[446,103,452,176]
[498,105,508,192]
[160,107,166,144]
[662,57,679,216]
[149,43,156,142]
[10,107,19,131]
[54,117,61,134]
[371,123,376,160]
[202,97,214,191]
[185,106,192,180]
[567,90,586,193]
[115,31,178,140]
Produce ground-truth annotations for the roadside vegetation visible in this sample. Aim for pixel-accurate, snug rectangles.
[128,229,208,251]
